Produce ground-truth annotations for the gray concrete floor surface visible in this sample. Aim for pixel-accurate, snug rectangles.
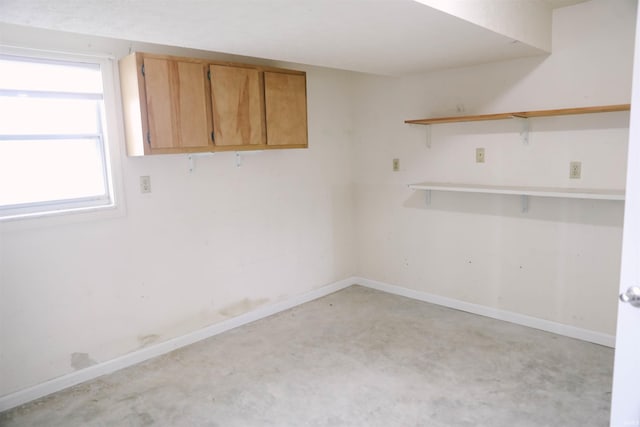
[0,285,614,426]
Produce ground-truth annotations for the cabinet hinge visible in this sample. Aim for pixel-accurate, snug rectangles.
[146,131,151,145]
[141,64,145,76]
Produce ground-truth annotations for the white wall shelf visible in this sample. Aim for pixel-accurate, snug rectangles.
[409,182,625,200]
[409,182,625,212]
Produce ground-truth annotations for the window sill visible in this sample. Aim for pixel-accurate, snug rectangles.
[0,201,125,232]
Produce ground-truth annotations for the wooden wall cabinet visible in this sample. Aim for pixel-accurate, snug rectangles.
[265,71,308,148]
[209,64,266,147]
[119,52,308,156]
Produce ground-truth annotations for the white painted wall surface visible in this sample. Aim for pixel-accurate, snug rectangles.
[353,0,635,336]
[416,0,552,51]
[0,26,357,397]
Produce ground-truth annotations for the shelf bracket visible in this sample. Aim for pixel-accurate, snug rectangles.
[512,116,530,145]
[188,154,195,173]
[425,190,432,205]
[235,152,242,168]
[521,195,529,213]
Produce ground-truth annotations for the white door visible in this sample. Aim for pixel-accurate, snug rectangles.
[610,6,640,426]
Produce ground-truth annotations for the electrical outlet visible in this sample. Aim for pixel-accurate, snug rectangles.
[569,161,581,179]
[476,148,485,163]
[140,176,152,193]
[392,158,400,172]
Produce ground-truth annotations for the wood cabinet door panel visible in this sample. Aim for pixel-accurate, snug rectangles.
[176,61,211,148]
[143,58,174,149]
[209,64,265,146]
[264,72,308,147]
[143,57,211,150]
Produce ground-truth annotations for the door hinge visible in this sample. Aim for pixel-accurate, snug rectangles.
[146,131,151,145]
[141,64,145,76]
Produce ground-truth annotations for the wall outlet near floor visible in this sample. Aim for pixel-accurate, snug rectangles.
[140,176,152,193]
[476,148,485,163]
[569,161,582,179]
[392,158,400,172]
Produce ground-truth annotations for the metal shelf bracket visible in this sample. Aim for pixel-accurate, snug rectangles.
[513,116,530,145]
[521,195,529,213]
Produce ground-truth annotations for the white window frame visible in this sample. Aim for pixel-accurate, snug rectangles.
[0,47,124,224]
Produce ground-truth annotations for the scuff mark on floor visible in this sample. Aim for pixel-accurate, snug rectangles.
[121,411,154,426]
[70,352,97,370]
[219,298,269,317]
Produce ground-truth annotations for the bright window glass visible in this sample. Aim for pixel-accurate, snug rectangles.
[0,57,103,93]
[0,54,113,218]
[0,97,102,135]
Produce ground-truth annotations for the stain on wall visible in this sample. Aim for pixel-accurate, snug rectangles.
[70,353,97,370]
[218,298,269,317]
[137,334,160,348]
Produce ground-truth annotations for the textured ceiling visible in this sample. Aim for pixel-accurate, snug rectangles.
[0,0,588,75]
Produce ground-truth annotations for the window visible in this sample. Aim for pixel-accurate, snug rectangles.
[0,53,116,219]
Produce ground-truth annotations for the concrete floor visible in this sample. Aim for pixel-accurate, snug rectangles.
[0,285,614,427]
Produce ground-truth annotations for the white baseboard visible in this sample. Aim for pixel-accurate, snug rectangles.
[355,277,616,348]
[0,276,356,412]
[1,275,615,412]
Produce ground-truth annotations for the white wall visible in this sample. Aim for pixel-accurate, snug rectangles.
[353,0,635,335]
[418,0,552,51]
[0,26,357,397]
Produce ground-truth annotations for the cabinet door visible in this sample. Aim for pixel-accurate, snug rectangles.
[264,72,308,147]
[209,64,265,147]
[143,57,212,151]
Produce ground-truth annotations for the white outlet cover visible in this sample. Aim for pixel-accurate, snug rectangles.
[140,176,152,193]
[569,161,582,179]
